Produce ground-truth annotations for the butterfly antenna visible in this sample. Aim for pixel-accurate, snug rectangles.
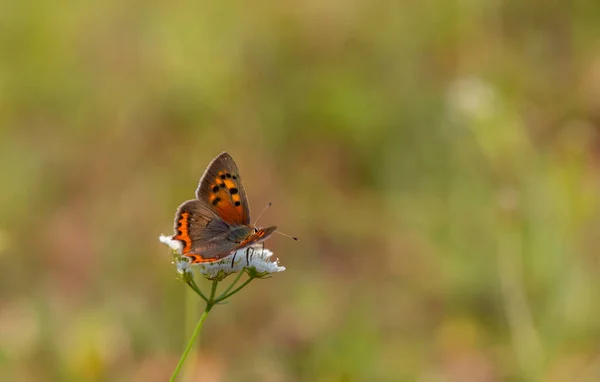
[275,230,299,241]
[254,202,299,241]
[253,202,272,226]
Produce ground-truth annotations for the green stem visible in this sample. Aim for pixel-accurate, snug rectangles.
[215,276,254,303]
[217,271,244,300]
[171,276,253,380]
[209,279,218,301]
[169,303,213,382]
[187,280,208,302]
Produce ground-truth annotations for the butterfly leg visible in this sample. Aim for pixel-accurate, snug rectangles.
[246,247,255,266]
[231,251,238,268]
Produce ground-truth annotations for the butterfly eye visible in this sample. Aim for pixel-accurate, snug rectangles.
[254,228,259,233]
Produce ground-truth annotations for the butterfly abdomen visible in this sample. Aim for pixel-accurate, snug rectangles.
[235,226,277,248]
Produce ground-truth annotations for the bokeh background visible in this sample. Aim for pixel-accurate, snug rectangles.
[2,1,600,381]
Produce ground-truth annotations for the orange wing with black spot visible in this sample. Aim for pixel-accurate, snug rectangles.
[196,152,250,226]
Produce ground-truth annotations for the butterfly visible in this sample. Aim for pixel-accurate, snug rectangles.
[172,152,277,264]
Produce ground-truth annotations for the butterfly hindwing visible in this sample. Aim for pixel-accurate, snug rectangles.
[185,239,242,263]
[196,152,250,226]
[173,199,238,261]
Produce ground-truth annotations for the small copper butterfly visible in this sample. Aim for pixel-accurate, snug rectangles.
[172,152,277,263]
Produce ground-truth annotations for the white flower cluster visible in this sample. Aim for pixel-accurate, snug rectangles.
[159,235,285,280]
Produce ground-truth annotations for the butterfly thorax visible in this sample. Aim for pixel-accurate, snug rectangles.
[226,225,254,244]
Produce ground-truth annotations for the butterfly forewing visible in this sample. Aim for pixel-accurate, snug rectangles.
[196,152,250,226]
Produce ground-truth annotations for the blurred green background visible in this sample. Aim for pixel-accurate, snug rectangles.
[2,1,600,381]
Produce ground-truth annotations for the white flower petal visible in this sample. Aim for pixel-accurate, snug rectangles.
[159,235,182,252]
[175,259,191,275]
[158,235,284,279]
[196,246,285,279]
[248,249,285,273]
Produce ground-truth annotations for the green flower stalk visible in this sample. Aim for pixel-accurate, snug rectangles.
[159,235,285,381]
